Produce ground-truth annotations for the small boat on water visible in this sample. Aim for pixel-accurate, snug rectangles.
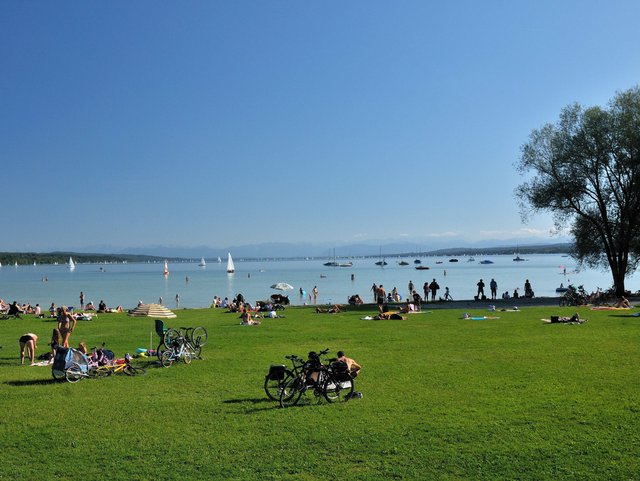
[435,261,443,264]
[513,255,526,262]
[217,256,222,263]
[375,260,388,266]
[415,265,430,270]
[555,284,568,293]
[414,259,422,264]
[449,258,459,263]
[226,253,235,274]
[324,249,352,267]
[68,257,75,271]
[163,259,169,276]
[480,260,494,264]
[467,257,475,262]
[198,257,206,267]
[398,260,409,266]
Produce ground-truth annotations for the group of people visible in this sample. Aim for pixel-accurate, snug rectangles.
[18,305,77,365]
[476,278,535,300]
[1,300,43,318]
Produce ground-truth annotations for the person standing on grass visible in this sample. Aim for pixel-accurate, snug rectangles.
[429,279,440,301]
[19,333,38,365]
[423,282,429,302]
[377,284,386,315]
[312,286,318,304]
[490,278,498,300]
[79,291,85,310]
[371,283,378,302]
[57,307,76,348]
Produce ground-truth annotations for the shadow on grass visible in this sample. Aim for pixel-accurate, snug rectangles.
[5,378,58,387]
[223,397,282,413]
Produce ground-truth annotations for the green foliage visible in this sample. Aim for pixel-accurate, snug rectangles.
[1,306,638,480]
[516,86,640,296]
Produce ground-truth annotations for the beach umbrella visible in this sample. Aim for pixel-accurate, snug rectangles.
[128,303,177,319]
[271,282,294,291]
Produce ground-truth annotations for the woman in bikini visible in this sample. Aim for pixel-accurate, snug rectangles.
[19,333,39,365]
[57,306,77,348]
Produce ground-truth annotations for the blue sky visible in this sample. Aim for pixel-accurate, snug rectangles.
[2,1,639,253]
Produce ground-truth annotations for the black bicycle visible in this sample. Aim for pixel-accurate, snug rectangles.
[264,354,305,401]
[278,349,354,408]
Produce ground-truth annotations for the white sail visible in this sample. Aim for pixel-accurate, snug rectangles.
[198,257,206,267]
[217,256,222,263]
[163,259,169,276]
[226,253,235,273]
[68,257,75,270]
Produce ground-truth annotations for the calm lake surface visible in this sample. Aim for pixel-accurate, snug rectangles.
[2,255,638,310]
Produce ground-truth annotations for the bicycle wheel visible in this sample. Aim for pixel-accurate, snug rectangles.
[124,365,146,376]
[279,376,304,408]
[189,341,202,360]
[161,350,174,367]
[163,328,181,349]
[182,349,192,365]
[191,326,208,346]
[323,374,354,403]
[65,363,85,383]
[264,369,293,401]
[156,342,167,361]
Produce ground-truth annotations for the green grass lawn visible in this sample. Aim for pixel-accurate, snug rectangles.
[1,305,638,480]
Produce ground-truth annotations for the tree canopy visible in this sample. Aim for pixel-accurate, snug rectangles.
[515,86,640,296]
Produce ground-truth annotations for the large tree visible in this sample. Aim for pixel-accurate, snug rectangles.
[515,86,640,296]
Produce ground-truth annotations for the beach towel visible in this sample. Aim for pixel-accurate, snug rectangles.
[589,306,632,311]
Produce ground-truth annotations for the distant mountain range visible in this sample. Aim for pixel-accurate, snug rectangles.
[2,238,572,263]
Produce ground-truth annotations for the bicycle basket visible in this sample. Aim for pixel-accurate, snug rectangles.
[267,364,287,380]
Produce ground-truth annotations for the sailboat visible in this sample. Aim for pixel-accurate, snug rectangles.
[375,248,387,266]
[226,253,235,273]
[198,257,206,267]
[68,257,75,270]
[217,256,222,263]
[163,259,169,276]
[324,249,353,267]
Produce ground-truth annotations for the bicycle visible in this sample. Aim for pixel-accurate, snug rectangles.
[157,325,207,361]
[264,354,305,401]
[278,349,354,408]
[66,353,145,382]
[160,336,193,367]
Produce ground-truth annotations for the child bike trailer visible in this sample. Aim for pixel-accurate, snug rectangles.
[52,347,88,382]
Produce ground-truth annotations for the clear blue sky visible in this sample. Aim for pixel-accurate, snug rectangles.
[2,1,639,253]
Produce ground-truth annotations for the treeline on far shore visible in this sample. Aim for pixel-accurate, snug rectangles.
[0,252,166,266]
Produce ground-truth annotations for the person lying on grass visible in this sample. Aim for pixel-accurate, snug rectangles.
[316,305,342,314]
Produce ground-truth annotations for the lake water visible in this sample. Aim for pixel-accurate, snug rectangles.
[1,254,637,310]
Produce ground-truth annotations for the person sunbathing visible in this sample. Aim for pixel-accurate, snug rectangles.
[316,305,342,314]
[615,296,631,308]
[241,310,261,325]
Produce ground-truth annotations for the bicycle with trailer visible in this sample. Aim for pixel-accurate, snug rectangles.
[53,345,146,383]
